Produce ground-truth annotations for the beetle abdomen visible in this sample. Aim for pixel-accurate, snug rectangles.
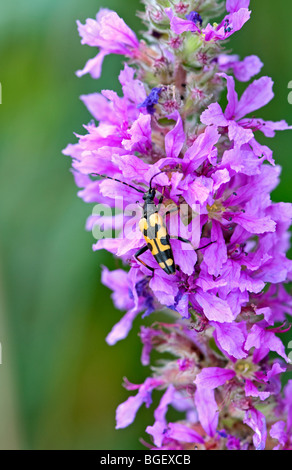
[139,213,176,274]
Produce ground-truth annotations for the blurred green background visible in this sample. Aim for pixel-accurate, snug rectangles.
[0,0,291,450]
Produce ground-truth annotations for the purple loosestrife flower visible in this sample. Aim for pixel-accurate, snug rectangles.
[165,1,251,40]
[76,9,140,78]
[65,0,292,450]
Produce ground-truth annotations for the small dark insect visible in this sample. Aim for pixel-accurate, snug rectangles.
[91,170,214,275]
[151,30,162,39]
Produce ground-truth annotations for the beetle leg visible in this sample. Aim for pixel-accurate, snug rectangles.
[170,237,216,251]
[176,236,192,244]
[134,245,154,272]
[170,235,194,248]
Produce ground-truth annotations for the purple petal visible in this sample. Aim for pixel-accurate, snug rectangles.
[63,142,84,161]
[211,168,231,191]
[76,50,108,79]
[245,324,290,363]
[183,175,213,205]
[145,421,166,448]
[194,386,219,437]
[284,380,292,433]
[217,73,238,120]
[149,270,179,306]
[75,151,116,177]
[226,0,250,13]
[165,111,185,158]
[218,54,263,82]
[98,11,139,52]
[76,10,139,78]
[112,152,150,180]
[243,408,267,450]
[226,7,251,32]
[80,93,111,122]
[175,292,190,318]
[101,267,133,311]
[232,212,276,234]
[167,423,204,444]
[203,220,227,276]
[244,379,270,401]
[154,385,176,422]
[226,434,241,450]
[171,239,198,277]
[106,307,141,345]
[233,55,263,82]
[249,138,274,165]
[265,362,287,381]
[140,326,160,366]
[227,121,254,147]
[118,64,146,106]
[183,125,220,171]
[220,289,248,318]
[258,119,292,138]
[165,8,200,34]
[255,307,273,325]
[98,177,143,202]
[212,322,247,359]
[235,77,274,120]
[92,238,121,254]
[222,148,263,176]
[195,290,235,323]
[122,113,152,153]
[270,421,287,448]
[200,102,228,127]
[145,385,176,447]
[239,271,265,294]
[204,9,251,42]
[194,367,236,389]
[116,377,161,429]
[76,9,110,46]
[195,269,227,292]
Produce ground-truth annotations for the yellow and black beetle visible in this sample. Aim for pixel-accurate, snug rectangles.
[137,173,177,275]
[92,171,213,275]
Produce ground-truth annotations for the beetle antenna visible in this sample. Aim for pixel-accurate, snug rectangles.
[149,169,179,189]
[91,173,145,194]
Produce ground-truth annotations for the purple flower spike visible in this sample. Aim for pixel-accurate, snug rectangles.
[66,0,292,451]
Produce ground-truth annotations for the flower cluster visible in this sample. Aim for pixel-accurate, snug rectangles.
[64,0,292,450]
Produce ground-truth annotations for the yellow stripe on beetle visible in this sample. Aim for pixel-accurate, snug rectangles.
[145,238,159,256]
[149,212,164,228]
[139,218,148,232]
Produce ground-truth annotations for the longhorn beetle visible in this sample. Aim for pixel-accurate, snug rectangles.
[91,170,214,275]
